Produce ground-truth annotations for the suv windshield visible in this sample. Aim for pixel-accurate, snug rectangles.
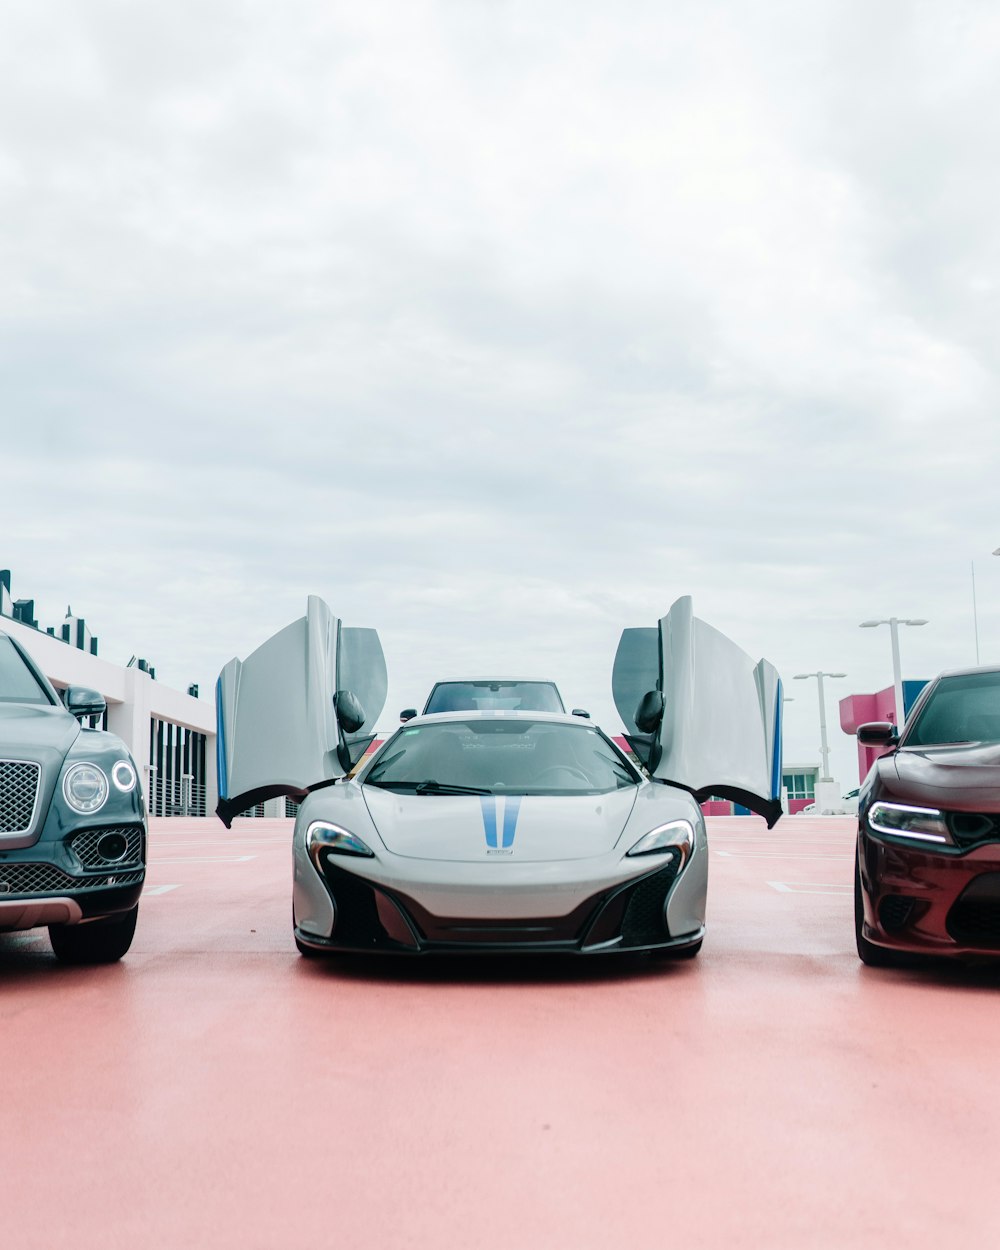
[0,634,55,706]
[423,681,564,715]
[364,719,639,796]
[905,671,1000,746]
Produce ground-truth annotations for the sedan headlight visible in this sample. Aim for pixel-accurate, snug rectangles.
[867,801,949,844]
[305,821,375,870]
[63,762,109,814]
[111,759,137,793]
[627,819,695,867]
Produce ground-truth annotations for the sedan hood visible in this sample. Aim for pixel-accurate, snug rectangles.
[362,786,639,862]
[0,703,78,760]
[890,743,1000,806]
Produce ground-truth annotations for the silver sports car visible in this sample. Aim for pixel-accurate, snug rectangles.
[216,596,783,958]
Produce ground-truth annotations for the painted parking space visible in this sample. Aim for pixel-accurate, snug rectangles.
[2,813,1000,1248]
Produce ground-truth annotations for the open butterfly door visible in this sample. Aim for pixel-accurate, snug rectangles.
[613,596,783,827]
[215,596,387,827]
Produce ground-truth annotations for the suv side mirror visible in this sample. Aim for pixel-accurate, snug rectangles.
[400,708,418,723]
[857,721,898,747]
[334,690,367,735]
[571,708,590,719]
[65,686,106,721]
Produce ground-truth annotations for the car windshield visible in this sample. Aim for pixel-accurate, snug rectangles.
[364,719,640,796]
[423,681,565,714]
[0,634,54,705]
[905,671,1000,746]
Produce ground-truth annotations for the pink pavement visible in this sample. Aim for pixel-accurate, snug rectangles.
[1,814,998,1248]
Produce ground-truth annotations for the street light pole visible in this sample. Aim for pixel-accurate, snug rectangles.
[859,617,928,732]
[793,671,846,783]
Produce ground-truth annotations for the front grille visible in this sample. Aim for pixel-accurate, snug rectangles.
[947,873,1000,947]
[0,863,144,896]
[947,811,1000,848]
[620,863,680,946]
[0,760,41,834]
[69,825,145,868]
[879,895,917,932]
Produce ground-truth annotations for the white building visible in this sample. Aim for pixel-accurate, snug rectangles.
[1,572,216,817]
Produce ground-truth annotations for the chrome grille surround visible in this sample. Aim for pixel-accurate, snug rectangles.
[0,760,41,835]
[0,863,144,896]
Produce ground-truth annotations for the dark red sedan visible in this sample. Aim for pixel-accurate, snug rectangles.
[855,666,1000,965]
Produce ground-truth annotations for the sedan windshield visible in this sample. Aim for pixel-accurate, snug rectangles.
[0,634,54,705]
[364,719,639,796]
[905,671,1000,746]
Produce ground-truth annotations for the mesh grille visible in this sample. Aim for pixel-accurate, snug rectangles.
[946,900,1000,946]
[0,863,144,896]
[878,895,917,933]
[620,862,680,946]
[69,825,144,868]
[0,760,40,834]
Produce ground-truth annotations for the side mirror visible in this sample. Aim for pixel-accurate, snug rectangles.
[571,708,591,719]
[65,686,106,720]
[634,689,665,735]
[400,708,418,723]
[334,689,367,735]
[857,721,898,747]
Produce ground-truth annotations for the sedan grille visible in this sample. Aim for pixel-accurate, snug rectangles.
[0,864,144,896]
[0,760,41,834]
[947,873,1000,947]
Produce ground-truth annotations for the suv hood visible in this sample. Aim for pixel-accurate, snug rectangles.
[362,786,639,862]
[0,703,79,760]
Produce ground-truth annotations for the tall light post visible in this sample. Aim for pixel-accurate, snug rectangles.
[971,549,1000,665]
[859,617,928,732]
[793,671,845,783]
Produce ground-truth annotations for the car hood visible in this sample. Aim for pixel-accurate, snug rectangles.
[0,703,79,761]
[889,743,1000,807]
[362,786,639,862]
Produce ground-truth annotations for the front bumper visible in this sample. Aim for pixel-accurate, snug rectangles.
[294,858,702,956]
[0,822,146,933]
[859,827,1000,957]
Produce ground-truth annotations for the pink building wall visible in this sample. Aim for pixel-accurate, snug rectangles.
[839,686,899,783]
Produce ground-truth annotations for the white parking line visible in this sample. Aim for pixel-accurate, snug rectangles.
[768,880,851,894]
[150,855,258,864]
[715,850,848,859]
[146,884,181,895]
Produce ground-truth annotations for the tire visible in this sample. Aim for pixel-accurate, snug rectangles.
[49,906,138,965]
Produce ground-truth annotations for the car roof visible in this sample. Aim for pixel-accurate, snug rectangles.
[401,709,585,728]
[930,664,1000,679]
[426,678,561,685]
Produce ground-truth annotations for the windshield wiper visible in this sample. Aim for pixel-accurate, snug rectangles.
[364,778,492,795]
[414,780,493,795]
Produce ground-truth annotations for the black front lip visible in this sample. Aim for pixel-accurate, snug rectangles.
[293,925,705,957]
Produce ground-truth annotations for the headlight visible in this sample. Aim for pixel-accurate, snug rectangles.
[627,819,695,866]
[111,760,137,793]
[306,821,375,869]
[867,801,949,844]
[63,763,109,814]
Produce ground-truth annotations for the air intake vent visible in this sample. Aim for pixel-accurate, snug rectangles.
[878,895,917,933]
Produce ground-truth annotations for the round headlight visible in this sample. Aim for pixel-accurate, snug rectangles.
[111,760,137,793]
[63,763,109,814]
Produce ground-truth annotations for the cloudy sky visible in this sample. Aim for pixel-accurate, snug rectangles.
[3,0,999,784]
